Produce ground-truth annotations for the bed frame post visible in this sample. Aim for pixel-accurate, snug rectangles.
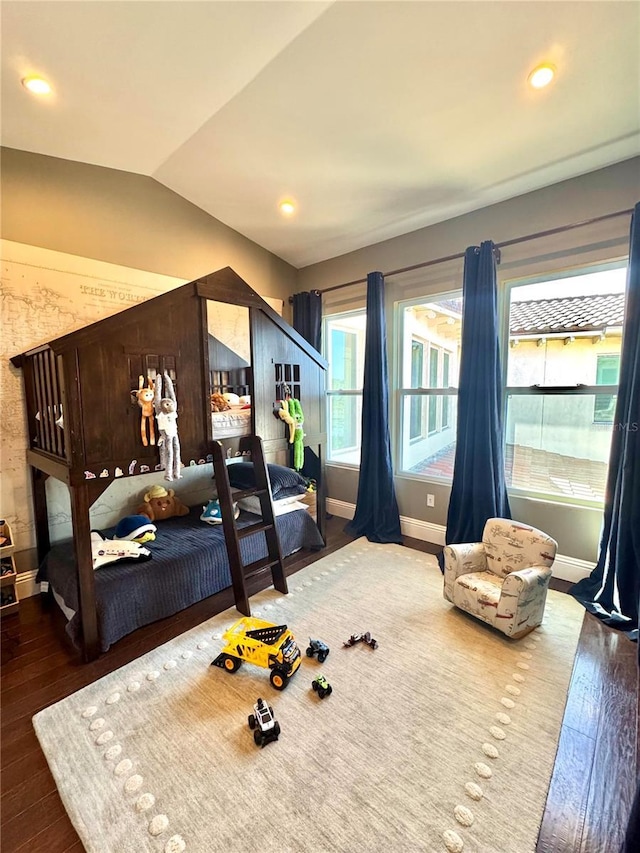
[69,483,100,662]
[30,467,51,565]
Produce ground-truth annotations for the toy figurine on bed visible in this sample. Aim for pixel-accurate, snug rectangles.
[136,484,189,522]
[154,371,183,481]
[114,515,157,543]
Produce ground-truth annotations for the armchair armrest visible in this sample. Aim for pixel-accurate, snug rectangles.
[496,565,553,637]
[443,542,487,603]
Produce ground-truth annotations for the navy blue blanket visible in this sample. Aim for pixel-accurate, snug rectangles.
[38,506,324,652]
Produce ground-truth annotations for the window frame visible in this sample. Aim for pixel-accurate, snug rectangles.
[501,260,627,508]
[324,309,367,467]
[395,289,462,483]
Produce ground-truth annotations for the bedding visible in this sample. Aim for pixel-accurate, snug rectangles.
[237,495,309,516]
[228,462,307,499]
[37,505,324,653]
[211,406,251,439]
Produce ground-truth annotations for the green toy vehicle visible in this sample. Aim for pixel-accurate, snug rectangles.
[311,674,332,699]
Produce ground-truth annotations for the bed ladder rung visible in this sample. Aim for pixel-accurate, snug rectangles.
[238,521,274,539]
[244,556,280,580]
[232,487,269,501]
[211,436,287,617]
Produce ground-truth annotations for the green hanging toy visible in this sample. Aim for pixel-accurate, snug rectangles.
[288,397,305,471]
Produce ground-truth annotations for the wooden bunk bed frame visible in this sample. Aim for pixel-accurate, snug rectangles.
[11,267,327,662]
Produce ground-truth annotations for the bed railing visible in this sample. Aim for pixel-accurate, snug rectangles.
[24,348,67,460]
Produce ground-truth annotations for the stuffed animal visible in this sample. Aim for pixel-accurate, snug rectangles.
[274,399,296,443]
[154,371,183,481]
[136,484,189,522]
[114,515,157,543]
[210,392,231,413]
[288,397,305,471]
[135,375,156,447]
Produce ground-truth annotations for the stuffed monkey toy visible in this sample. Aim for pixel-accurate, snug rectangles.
[136,375,156,447]
[154,371,183,481]
[288,397,305,471]
[275,399,296,443]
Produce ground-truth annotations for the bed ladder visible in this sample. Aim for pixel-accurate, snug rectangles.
[211,436,288,616]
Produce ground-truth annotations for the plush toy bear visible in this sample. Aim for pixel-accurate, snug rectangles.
[136,484,189,522]
[210,392,231,413]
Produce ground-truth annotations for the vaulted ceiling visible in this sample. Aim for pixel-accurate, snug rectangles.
[2,1,638,268]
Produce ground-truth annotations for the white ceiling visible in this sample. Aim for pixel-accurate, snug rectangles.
[2,1,639,268]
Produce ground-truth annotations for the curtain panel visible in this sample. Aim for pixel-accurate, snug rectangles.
[443,240,511,558]
[292,291,322,352]
[345,271,402,544]
[571,202,640,639]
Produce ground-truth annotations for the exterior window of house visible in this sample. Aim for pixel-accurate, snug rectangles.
[442,352,451,428]
[325,311,366,465]
[428,347,439,433]
[593,354,621,423]
[399,293,462,479]
[505,263,626,504]
[409,341,425,439]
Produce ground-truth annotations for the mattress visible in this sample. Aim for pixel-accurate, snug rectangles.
[211,406,251,438]
[37,506,324,652]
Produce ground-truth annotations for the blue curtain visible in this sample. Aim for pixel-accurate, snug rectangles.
[345,271,402,544]
[292,291,322,352]
[443,241,511,557]
[571,203,640,639]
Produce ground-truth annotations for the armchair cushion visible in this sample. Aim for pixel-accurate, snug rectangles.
[442,542,487,603]
[443,518,558,638]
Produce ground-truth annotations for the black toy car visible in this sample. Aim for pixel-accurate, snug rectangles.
[311,674,333,699]
[306,638,330,663]
[248,697,280,747]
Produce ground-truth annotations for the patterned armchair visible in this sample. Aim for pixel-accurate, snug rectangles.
[443,518,558,638]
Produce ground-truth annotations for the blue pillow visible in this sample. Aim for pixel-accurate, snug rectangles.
[227,462,307,499]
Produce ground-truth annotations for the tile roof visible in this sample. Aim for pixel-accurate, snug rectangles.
[409,442,607,501]
[509,292,624,336]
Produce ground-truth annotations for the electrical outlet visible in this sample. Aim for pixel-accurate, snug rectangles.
[426,493,435,507]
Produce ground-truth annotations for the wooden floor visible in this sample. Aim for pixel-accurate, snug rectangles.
[1,516,638,852]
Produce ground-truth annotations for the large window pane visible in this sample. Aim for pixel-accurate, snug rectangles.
[506,265,626,503]
[325,311,366,464]
[328,394,362,465]
[505,392,615,501]
[399,294,462,478]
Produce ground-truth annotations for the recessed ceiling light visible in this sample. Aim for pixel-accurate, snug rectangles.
[22,76,52,95]
[528,64,556,90]
[279,200,296,216]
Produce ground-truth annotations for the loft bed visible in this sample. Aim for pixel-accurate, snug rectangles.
[11,266,328,662]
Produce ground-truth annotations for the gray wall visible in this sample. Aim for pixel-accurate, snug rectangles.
[1,147,298,317]
[300,158,640,562]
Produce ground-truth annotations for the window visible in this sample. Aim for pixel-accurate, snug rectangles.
[399,294,462,479]
[505,264,626,503]
[594,354,620,423]
[325,311,366,464]
[409,341,424,439]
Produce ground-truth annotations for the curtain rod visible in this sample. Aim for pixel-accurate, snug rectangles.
[303,206,634,297]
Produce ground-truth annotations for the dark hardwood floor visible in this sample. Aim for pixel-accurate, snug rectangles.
[1,516,638,852]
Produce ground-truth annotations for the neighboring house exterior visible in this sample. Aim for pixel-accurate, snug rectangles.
[403,291,624,502]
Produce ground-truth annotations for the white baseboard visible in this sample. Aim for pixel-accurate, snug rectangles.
[16,569,40,599]
[326,498,593,583]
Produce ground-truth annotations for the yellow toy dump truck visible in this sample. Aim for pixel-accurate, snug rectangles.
[211,617,302,690]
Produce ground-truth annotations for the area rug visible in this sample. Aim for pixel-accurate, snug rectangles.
[33,538,583,853]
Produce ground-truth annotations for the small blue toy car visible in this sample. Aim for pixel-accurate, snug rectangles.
[306,638,330,663]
